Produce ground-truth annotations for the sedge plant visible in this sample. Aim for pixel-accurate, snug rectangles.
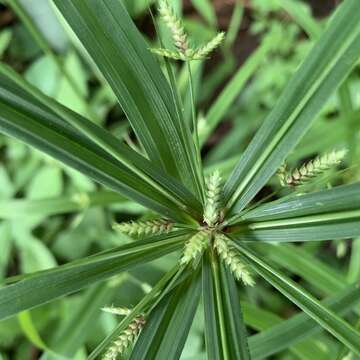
[0,0,359,359]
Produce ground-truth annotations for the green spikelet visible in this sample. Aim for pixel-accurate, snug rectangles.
[103,315,146,360]
[214,234,255,286]
[277,163,288,187]
[158,0,188,54]
[284,149,347,187]
[180,231,210,265]
[102,306,131,316]
[191,32,225,60]
[150,47,185,60]
[113,219,173,238]
[204,170,223,227]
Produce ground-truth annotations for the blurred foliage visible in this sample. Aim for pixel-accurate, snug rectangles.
[0,0,359,359]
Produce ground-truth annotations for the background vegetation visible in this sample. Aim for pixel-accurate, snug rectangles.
[0,0,359,359]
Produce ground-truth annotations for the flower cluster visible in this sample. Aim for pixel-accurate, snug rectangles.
[102,307,145,360]
[214,234,255,286]
[180,230,210,265]
[278,149,347,187]
[113,218,173,238]
[203,170,223,227]
[152,1,225,61]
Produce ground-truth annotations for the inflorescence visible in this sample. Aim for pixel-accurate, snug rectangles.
[102,307,145,360]
[113,218,173,238]
[152,0,225,61]
[214,234,255,286]
[278,149,347,187]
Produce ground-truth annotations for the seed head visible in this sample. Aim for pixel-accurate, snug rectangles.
[191,32,225,60]
[102,306,132,316]
[150,47,185,60]
[103,315,146,360]
[214,234,255,286]
[113,219,173,238]
[282,149,347,187]
[158,0,188,54]
[180,231,210,265]
[204,170,223,227]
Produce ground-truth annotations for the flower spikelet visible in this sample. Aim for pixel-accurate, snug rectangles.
[102,306,131,316]
[180,231,210,265]
[113,219,173,238]
[103,315,146,360]
[150,47,185,60]
[191,32,225,60]
[277,163,288,187]
[204,170,223,227]
[158,0,188,53]
[214,234,255,286]
[284,149,347,187]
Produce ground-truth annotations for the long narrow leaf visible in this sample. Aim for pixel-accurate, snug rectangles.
[130,270,201,360]
[219,261,250,359]
[248,285,360,359]
[0,66,201,221]
[202,251,222,360]
[0,231,188,320]
[237,245,360,355]
[52,0,202,196]
[230,183,360,242]
[224,0,360,213]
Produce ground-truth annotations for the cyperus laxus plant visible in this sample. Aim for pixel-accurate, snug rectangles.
[0,0,359,359]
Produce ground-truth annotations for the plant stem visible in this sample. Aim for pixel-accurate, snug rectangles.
[187,60,205,199]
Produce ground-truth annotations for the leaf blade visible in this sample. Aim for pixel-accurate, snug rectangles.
[224,0,360,212]
[237,245,360,356]
[52,0,202,196]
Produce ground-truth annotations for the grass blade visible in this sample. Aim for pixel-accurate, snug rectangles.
[248,285,360,359]
[0,65,201,221]
[224,0,360,213]
[237,245,360,356]
[219,261,251,359]
[202,251,222,360]
[0,231,188,320]
[52,0,202,196]
[130,270,201,360]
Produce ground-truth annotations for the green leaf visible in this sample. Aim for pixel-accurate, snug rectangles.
[43,283,115,359]
[237,245,360,356]
[230,184,360,242]
[18,311,49,352]
[219,260,250,359]
[88,265,183,360]
[202,250,250,360]
[0,191,126,219]
[52,0,202,197]
[224,0,360,213]
[241,183,360,221]
[202,251,222,360]
[0,231,188,320]
[242,301,328,360]
[248,284,360,359]
[130,270,201,360]
[0,65,201,222]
